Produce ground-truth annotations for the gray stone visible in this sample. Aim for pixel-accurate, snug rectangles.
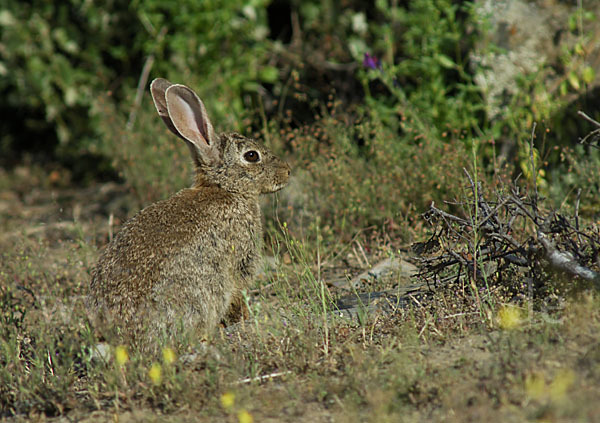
[472,0,600,119]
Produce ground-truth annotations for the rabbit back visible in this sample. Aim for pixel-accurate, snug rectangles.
[90,185,263,342]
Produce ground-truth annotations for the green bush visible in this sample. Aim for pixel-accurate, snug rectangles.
[2,0,598,226]
[357,0,484,137]
[0,0,273,167]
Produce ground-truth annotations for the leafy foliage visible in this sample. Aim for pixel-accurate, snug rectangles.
[1,0,599,223]
[0,0,272,166]
[358,0,485,136]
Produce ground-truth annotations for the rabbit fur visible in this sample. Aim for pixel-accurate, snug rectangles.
[89,78,290,347]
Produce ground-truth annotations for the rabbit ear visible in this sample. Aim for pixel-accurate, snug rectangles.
[150,78,186,140]
[165,84,220,166]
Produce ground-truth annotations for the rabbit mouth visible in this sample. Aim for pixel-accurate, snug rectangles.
[264,180,289,193]
[269,182,288,192]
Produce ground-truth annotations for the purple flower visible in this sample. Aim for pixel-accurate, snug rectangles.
[363,52,380,70]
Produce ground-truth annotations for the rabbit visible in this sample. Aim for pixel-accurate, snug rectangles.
[89,78,290,348]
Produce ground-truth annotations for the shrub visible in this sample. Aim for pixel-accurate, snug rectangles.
[0,0,273,168]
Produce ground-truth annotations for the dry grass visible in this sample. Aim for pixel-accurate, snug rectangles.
[1,162,599,422]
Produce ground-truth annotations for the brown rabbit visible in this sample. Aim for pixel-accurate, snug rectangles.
[89,78,290,348]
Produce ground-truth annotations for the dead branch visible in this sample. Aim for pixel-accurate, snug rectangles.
[577,110,600,148]
[127,26,167,130]
[537,231,600,289]
[414,173,600,301]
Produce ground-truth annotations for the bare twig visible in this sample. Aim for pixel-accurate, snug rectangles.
[127,26,167,130]
[236,371,292,385]
[575,188,582,245]
[529,122,538,199]
[477,197,509,231]
[578,110,600,128]
[427,202,469,226]
[577,110,600,147]
[415,172,600,299]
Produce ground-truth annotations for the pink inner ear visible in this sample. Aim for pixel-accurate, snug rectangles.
[170,95,209,146]
[180,100,203,137]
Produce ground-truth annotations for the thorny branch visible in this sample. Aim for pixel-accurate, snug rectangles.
[414,170,600,301]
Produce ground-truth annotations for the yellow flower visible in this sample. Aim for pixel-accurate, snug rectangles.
[497,305,522,330]
[148,363,162,385]
[525,373,546,400]
[114,345,129,366]
[549,369,575,402]
[238,410,253,423]
[220,392,235,410]
[162,347,176,365]
[525,369,575,403]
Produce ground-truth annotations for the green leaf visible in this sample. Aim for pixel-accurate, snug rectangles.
[560,80,568,96]
[0,10,16,26]
[259,66,278,83]
[435,54,455,69]
[568,14,577,32]
[567,71,580,91]
[582,66,595,84]
[242,81,260,92]
[348,37,367,61]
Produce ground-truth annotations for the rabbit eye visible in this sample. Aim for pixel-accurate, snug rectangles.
[243,150,260,163]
